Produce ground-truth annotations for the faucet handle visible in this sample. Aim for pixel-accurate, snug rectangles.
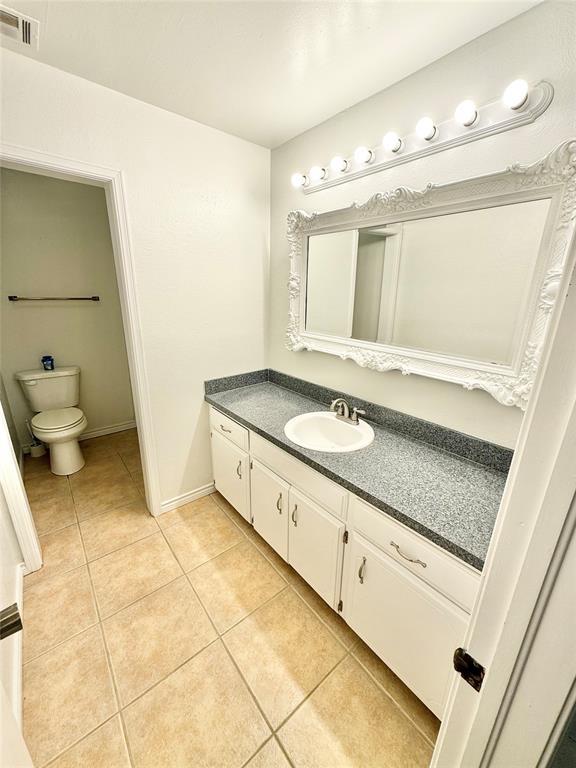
[351,407,366,423]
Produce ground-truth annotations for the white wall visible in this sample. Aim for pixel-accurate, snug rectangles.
[269,1,576,449]
[0,50,270,506]
[1,169,135,447]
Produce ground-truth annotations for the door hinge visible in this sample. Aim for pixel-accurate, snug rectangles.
[0,603,23,641]
[343,530,349,544]
[337,599,343,613]
[250,460,253,470]
[453,647,485,692]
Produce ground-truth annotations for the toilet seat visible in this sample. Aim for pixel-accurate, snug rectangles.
[32,407,85,432]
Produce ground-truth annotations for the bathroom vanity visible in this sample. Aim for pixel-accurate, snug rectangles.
[205,370,511,719]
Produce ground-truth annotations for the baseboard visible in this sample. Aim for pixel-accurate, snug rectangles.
[79,420,137,441]
[158,482,215,516]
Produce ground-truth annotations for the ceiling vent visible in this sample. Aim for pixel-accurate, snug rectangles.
[0,5,39,49]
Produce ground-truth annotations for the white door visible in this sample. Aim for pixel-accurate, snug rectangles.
[343,532,467,718]
[250,460,289,559]
[0,486,33,768]
[288,487,345,608]
[210,430,250,521]
[432,253,576,766]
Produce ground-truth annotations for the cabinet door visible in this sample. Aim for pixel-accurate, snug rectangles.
[343,532,467,718]
[288,488,345,608]
[250,460,289,559]
[211,430,250,521]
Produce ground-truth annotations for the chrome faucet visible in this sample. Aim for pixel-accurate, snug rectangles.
[330,398,366,425]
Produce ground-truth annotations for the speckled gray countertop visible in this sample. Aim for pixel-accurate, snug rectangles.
[206,382,509,570]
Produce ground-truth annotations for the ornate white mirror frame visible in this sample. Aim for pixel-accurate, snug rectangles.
[286,140,576,409]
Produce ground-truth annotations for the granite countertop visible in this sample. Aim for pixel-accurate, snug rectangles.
[206,381,509,570]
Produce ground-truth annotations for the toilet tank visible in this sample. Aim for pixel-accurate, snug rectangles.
[16,366,81,412]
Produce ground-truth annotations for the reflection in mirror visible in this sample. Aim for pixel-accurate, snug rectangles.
[306,199,551,365]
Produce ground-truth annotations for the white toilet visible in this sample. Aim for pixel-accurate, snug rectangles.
[16,366,88,476]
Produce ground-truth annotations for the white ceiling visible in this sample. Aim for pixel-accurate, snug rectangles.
[2,1,538,148]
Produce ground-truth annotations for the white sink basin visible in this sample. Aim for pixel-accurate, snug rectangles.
[284,411,374,453]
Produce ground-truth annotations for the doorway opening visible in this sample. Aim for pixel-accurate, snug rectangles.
[0,149,161,576]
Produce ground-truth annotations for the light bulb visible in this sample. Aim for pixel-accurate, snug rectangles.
[502,79,529,110]
[309,165,327,183]
[330,155,348,173]
[454,100,478,127]
[354,146,374,165]
[382,131,403,153]
[290,172,308,189]
[416,117,436,141]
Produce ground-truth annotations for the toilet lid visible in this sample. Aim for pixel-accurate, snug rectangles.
[32,407,85,431]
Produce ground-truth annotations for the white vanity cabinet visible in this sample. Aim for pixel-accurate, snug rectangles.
[250,459,345,607]
[342,531,468,718]
[251,459,290,558]
[209,417,250,522]
[288,488,345,607]
[208,405,480,720]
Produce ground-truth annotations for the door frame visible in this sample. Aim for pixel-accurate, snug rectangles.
[432,220,576,765]
[0,404,41,572]
[0,142,162,540]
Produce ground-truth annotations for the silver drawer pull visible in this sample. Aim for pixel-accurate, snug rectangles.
[220,424,232,433]
[291,504,298,526]
[276,492,283,514]
[390,540,427,568]
[236,460,242,480]
[358,556,367,584]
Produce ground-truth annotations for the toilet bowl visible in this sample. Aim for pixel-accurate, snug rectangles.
[16,366,88,476]
[31,407,88,475]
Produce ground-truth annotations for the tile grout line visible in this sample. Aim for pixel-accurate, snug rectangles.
[274,651,352,753]
[273,734,297,768]
[70,472,138,768]
[25,442,437,763]
[216,496,358,650]
[238,736,276,768]
[161,525,291,766]
[42,713,124,768]
[348,646,438,749]
[25,472,129,768]
[171,551,280,746]
[182,553,340,768]
[214,493,439,748]
[118,635,223,712]
[218,583,291,637]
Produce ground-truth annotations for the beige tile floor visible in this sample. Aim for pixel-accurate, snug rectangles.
[22,428,439,768]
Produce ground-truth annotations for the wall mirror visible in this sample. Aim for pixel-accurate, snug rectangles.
[287,140,576,409]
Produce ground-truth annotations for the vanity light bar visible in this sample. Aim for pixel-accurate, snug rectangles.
[290,80,553,194]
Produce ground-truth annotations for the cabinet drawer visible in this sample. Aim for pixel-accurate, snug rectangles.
[210,407,249,451]
[250,433,348,520]
[350,496,480,613]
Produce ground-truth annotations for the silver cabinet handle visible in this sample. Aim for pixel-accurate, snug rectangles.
[390,540,427,568]
[358,556,367,584]
[276,492,283,514]
[291,504,298,526]
[220,424,232,434]
[236,460,242,480]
